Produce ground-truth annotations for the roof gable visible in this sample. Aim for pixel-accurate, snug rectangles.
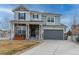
[13,5,29,12]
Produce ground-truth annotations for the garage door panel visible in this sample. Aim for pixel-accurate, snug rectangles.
[43,29,63,40]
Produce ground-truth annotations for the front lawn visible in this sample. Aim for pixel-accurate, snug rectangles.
[0,40,40,55]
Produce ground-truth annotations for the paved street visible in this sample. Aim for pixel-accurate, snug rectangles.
[20,40,79,55]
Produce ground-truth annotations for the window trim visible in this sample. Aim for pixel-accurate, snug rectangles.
[18,13,26,20]
[47,17,51,22]
[16,26,26,35]
[51,17,54,22]
[47,17,54,23]
[33,14,38,19]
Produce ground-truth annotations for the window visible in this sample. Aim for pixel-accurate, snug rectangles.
[33,14,38,19]
[16,29,21,35]
[47,17,51,22]
[16,27,26,35]
[47,17,54,23]
[51,18,54,22]
[22,30,26,35]
[18,13,26,19]
[21,27,26,35]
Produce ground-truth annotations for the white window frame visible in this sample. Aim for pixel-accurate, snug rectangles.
[18,12,26,20]
[33,13,38,19]
[46,16,55,25]
[51,17,54,22]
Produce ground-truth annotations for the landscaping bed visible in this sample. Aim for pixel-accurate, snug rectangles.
[0,40,40,55]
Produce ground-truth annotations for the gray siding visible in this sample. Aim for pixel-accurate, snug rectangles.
[55,16,60,24]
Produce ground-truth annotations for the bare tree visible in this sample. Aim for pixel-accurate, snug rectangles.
[71,15,77,41]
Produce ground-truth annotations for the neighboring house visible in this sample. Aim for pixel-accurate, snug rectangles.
[10,5,66,40]
[72,24,79,37]
[67,30,72,36]
[0,29,10,40]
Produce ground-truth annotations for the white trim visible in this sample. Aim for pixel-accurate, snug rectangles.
[27,24,29,39]
[39,25,41,40]
[40,24,43,40]
[43,27,64,30]
[63,30,64,40]
[46,16,56,25]
[26,25,27,39]
[54,16,55,24]
[14,11,30,13]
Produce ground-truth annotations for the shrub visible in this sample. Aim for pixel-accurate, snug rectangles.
[64,34,68,40]
[76,36,79,42]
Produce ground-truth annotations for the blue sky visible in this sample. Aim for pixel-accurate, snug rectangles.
[0,4,79,31]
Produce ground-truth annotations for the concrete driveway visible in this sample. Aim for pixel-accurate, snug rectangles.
[20,40,79,55]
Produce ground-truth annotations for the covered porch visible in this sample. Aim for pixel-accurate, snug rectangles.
[11,21,43,40]
[27,24,43,40]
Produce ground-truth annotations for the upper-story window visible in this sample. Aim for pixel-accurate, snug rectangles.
[51,18,54,22]
[33,14,38,19]
[47,17,51,22]
[47,17,54,23]
[18,13,26,19]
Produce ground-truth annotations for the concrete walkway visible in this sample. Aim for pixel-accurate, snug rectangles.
[20,40,79,55]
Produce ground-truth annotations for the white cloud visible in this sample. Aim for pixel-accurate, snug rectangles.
[0,17,5,22]
[0,8,13,30]
[0,8,13,15]
[61,7,79,26]
[0,17,10,30]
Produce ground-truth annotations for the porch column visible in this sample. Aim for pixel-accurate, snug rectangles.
[11,23,15,40]
[40,24,43,40]
[26,24,27,39]
[39,24,43,40]
[27,24,29,39]
[39,25,40,39]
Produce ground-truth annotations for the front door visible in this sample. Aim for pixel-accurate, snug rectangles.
[29,24,39,39]
[30,27,36,37]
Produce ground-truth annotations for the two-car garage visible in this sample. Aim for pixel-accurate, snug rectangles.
[43,29,64,40]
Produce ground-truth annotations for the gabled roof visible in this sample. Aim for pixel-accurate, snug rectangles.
[31,11,61,16]
[13,4,29,12]
[12,4,61,16]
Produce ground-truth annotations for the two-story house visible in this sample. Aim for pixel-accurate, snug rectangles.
[10,5,66,40]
